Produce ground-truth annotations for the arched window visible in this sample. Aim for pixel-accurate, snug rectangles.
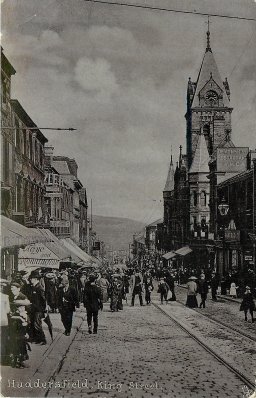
[200,191,207,206]
[203,124,210,136]
[193,191,197,206]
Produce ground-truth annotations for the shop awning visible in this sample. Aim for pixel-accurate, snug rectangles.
[162,251,176,260]
[18,242,60,270]
[1,216,51,249]
[65,238,100,264]
[60,238,97,266]
[175,246,192,256]
[35,229,80,263]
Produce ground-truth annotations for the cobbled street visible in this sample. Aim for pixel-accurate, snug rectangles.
[47,292,255,398]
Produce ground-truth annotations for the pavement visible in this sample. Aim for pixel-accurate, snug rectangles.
[1,290,255,398]
[1,308,86,397]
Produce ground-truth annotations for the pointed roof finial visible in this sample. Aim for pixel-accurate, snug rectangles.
[170,145,173,165]
[206,16,212,52]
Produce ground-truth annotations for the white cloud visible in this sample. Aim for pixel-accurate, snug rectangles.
[74,56,118,95]
[2,0,255,221]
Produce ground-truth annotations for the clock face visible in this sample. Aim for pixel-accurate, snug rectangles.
[205,90,218,106]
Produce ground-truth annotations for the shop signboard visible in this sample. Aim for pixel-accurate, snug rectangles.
[217,147,248,172]
[225,230,240,241]
[244,255,253,261]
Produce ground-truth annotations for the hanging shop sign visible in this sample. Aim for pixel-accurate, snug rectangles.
[225,230,240,241]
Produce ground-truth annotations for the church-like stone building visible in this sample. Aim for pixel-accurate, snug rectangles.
[161,28,251,274]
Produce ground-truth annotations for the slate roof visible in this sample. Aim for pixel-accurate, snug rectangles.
[164,157,175,191]
[189,133,210,174]
[192,47,230,108]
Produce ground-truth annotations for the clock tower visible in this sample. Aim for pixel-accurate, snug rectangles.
[186,28,233,169]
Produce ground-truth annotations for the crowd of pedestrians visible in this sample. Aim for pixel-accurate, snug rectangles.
[1,262,255,370]
[184,272,255,323]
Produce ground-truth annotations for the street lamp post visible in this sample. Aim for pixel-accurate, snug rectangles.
[218,198,229,275]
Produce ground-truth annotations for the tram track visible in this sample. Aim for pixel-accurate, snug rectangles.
[152,301,255,392]
[176,286,256,343]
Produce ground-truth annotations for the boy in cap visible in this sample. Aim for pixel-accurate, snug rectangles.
[9,302,30,368]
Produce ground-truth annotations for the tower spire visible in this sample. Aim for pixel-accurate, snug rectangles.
[206,16,211,52]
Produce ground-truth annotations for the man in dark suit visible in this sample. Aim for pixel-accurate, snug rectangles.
[83,274,103,334]
[57,275,79,336]
[27,271,47,345]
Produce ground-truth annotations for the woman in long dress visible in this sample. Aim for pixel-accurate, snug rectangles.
[186,276,198,308]
[97,273,110,303]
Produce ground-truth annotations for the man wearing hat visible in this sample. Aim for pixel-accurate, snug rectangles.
[27,270,47,345]
[57,275,79,336]
[83,274,103,334]
[130,268,144,306]
[197,274,208,309]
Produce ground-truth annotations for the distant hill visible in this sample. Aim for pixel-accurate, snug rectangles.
[92,215,145,251]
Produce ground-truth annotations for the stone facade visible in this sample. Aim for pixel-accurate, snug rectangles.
[45,148,88,248]
[161,30,251,273]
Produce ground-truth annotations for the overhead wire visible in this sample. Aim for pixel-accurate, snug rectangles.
[229,30,256,78]
[82,0,256,22]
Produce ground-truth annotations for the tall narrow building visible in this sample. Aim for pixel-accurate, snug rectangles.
[186,28,232,169]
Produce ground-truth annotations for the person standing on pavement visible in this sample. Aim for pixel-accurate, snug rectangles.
[1,279,10,365]
[57,275,79,336]
[27,271,47,345]
[185,276,198,308]
[239,286,255,323]
[130,268,144,306]
[83,274,103,334]
[9,303,30,368]
[198,274,208,308]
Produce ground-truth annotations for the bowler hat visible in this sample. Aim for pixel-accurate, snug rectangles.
[29,270,41,279]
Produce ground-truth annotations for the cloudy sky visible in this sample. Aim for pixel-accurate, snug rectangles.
[1,0,256,223]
